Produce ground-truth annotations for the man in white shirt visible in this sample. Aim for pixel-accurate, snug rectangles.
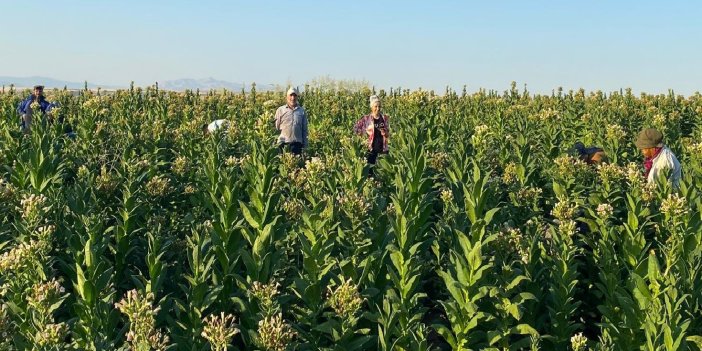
[274,87,308,155]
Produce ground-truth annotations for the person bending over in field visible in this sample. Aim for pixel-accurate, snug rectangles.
[635,128,681,188]
[202,119,230,135]
[571,142,607,165]
[274,87,308,155]
[353,95,390,175]
[17,85,55,133]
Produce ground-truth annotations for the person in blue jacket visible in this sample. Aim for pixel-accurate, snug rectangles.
[16,85,74,138]
[17,85,54,133]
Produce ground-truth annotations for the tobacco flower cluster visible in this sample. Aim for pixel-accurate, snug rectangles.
[282,198,304,220]
[327,278,364,320]
[19,193,49,223]
[201,312,239,351]
[553,155,589,180]
[26,278,66,316]
[558,219,578,238]
[440,188,454,205]
[337,191,371,220]
[471,124,490,147]
[660,193,688,218]
[514,186,543,204]
[428,151,450,170]
[0,237,52,273]
[596,203,614,219]
[502,162,518,185]
[596,163,624,185]
[552,199,577,221]
[96,165,119,193]
[256,313,296,351]
[33,322,69,348]
[624,162,644,187]
[250,281,281,314]
[145,175,171,197]
[605,123,626,140]
[171,156,190,176]
[495,226,530,264]
[114,289,169,351]
[225,155,249,168]
[570,332,588,351]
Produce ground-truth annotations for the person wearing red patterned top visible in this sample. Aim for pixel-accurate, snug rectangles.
[353,95,390,171]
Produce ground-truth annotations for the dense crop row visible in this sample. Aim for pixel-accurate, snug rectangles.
[1,84,702,350]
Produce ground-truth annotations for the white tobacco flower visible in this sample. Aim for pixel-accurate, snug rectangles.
[660,193,688,217]
[202,312,239,350]
[596,203,614,218]
[570,332,588,351]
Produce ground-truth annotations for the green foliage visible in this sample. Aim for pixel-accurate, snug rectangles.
[0,86,701,350]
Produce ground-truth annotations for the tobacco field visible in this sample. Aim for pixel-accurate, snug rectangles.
[1,84,702,350]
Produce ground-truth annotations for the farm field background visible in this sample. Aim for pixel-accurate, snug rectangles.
[1,84,702,350]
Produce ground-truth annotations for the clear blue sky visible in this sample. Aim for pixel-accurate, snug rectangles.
[1,0,700,94]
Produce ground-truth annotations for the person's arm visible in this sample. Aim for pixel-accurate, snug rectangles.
[353,116,366,135]
[274,107,282,130]
[17,98,28,115]
[383,115,390,137]
[40,100,52,113]
[664,152,679,180]
[302,112,309,147]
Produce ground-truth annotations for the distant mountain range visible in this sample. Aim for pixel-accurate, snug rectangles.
[0,76,276,92]
[0,76,116,90]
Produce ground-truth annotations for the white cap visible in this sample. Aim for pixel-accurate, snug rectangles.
[286,87,299,96]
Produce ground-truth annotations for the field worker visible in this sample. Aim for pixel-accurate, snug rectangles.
[571,142,607,165]
[635,128,681,188]
[353,95,390,173]
[17,85,55,133]
[202,119,230,135]
[274,87,308,155]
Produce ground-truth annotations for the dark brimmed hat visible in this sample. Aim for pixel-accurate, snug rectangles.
[635,128,663,149]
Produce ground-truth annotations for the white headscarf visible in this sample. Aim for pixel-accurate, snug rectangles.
[369,95,381,108]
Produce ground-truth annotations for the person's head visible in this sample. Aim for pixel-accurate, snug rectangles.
[286,87,299,107]
[635,128,663,158]
[33,85,44,98]
[571,142,607,165]
[370,95,382,115]
[587,150,607,164]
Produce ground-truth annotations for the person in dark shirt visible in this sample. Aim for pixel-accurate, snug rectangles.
[571,142,607,165]
[353,95,390,174]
